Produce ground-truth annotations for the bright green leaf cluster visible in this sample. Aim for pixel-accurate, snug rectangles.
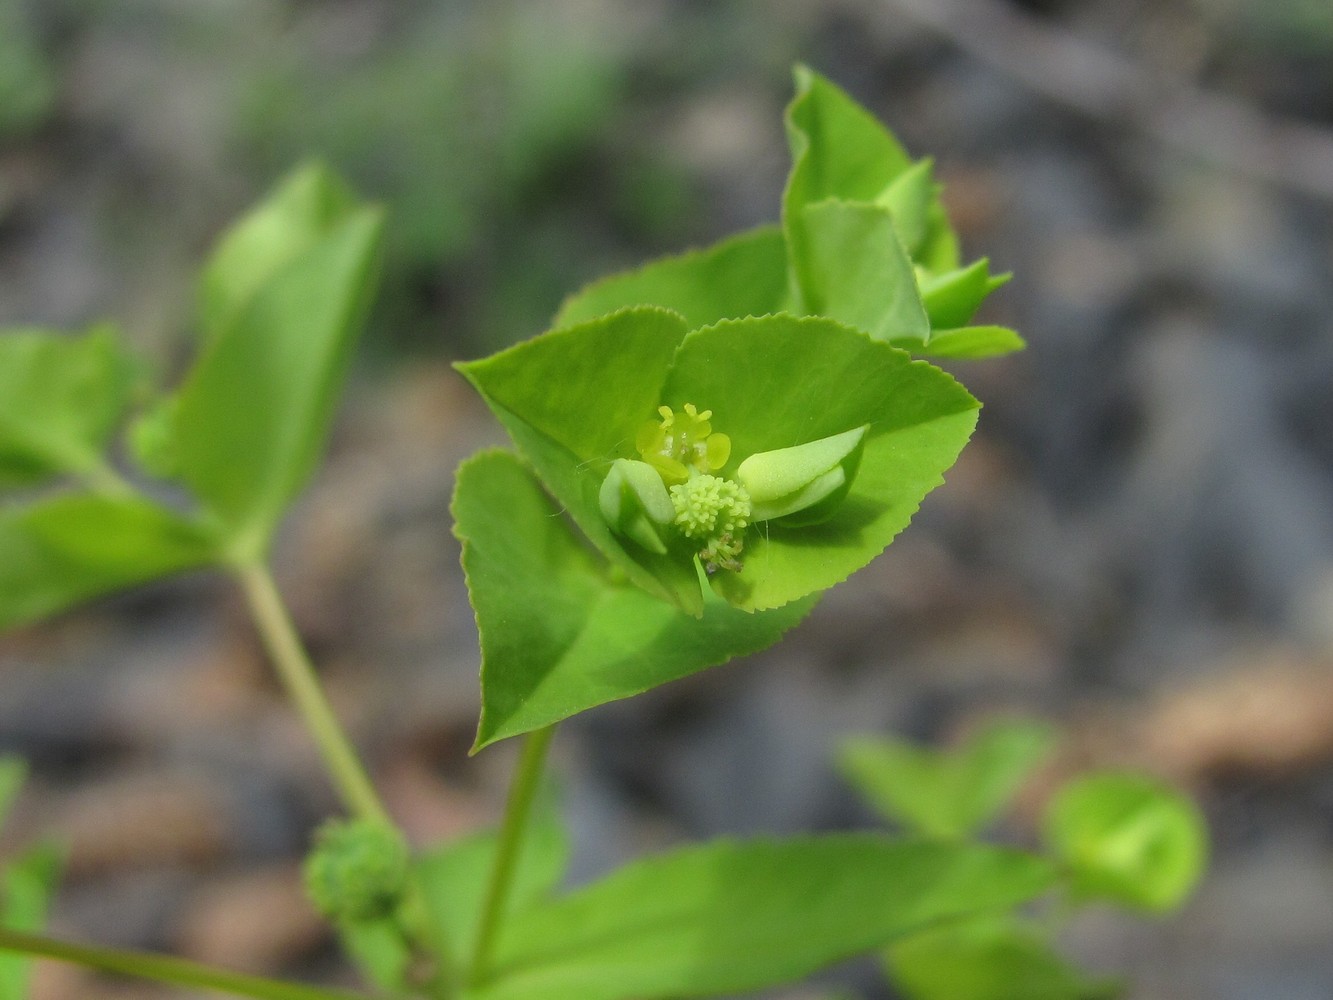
[840,722,1208,1000]
[554,66,1020,359]
[0,162,383,633]
[455,67,1016,750]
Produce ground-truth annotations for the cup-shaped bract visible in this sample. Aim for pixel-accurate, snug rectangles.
[458,308,978,614]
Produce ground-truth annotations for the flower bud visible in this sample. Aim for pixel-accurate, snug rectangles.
[599,458,675,554]
[303,819,410,924]
[737,424,868,524]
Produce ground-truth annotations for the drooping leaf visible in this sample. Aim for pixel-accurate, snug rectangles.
[170,200,384,563]
[0,494,217,631]
[888,914,1122,1000]
[553,226,790,331]
[197,162,359,346]
[471,835,1055,1000]
[1043,773,1207,914]
[840,719,1057,839]
[0,326,139,490]
[453,450,814,749]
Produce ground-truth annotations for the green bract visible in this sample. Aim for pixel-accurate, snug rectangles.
[458,310,979,616]
[453,67,1008,749]
[552,67,1021,358]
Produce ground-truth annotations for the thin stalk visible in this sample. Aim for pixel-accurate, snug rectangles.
[467,725,557,988]
[0,927,383,1000]
[235,562,390,827]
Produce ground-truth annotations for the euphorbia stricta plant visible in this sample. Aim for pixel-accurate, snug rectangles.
[0,67,1206,1000]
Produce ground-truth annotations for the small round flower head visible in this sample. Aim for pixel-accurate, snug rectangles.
[670,474,751,571]
[670,475,751,540]
[303,819,410,924]
[636,404,732,485]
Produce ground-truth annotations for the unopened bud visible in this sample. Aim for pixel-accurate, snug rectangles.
[303,819,409,924]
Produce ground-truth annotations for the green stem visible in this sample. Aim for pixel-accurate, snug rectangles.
[0,927,383,1000]
[467,725,557,988]
[235,562,390,827]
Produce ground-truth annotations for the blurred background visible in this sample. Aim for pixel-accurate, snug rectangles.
[1,0,1332,997]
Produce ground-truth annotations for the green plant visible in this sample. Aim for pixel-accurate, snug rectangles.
[839,720,1207,999]
[0,67,1199,1000]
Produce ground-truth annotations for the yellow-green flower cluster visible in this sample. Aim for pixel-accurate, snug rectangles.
[601,402,869,577]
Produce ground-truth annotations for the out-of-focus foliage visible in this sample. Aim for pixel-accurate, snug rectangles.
[0,0,57,139]
[232,3,689,353]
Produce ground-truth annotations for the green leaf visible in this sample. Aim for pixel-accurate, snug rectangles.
[453,450,814,749]
[336,920,409,994]
[916,198,962,273]
[780,67,1011,353]
[877,157,937,257]
[1,843,62,1000]
[920,259,1011,330]
[839,719,1057,839]
[792,200,930,343]
[171,201,384,563]
[197,163,359,346]
[784,66,912,214]
[665,315,978,611]
[0,494,217,631]
[553,226,790,331]
[456,308,701,613]
[471,835,1055,1000]
[916,326,1026,360]
[416,800,569,967]
[0,326,139,489]
[1043,773,1207,914]
[889,915,1122,1000]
